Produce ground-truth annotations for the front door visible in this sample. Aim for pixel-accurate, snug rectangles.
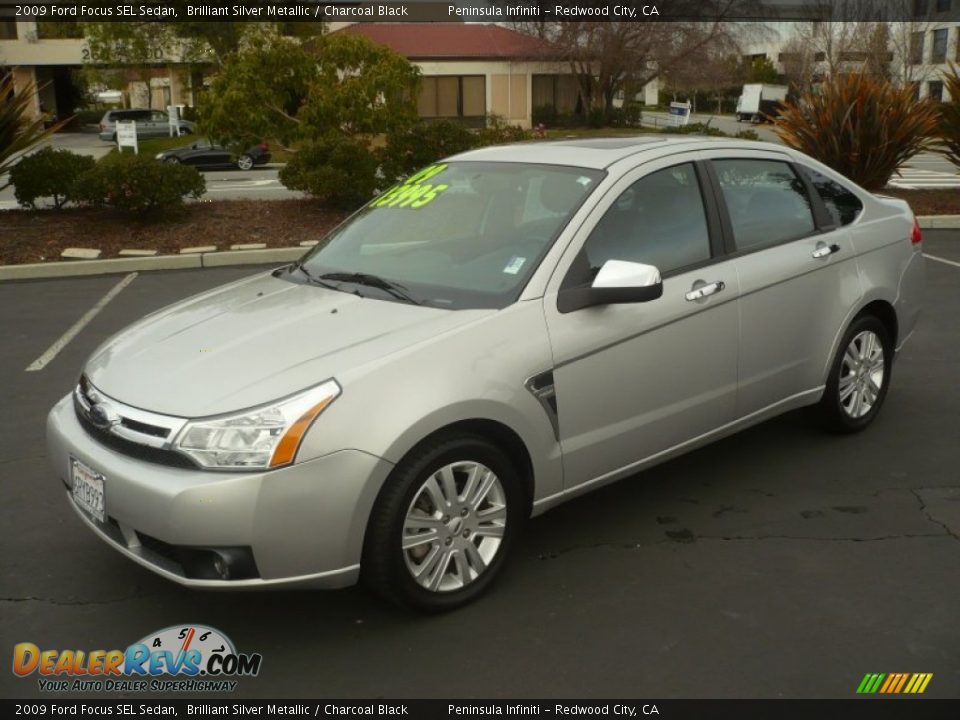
[543,157,740,490]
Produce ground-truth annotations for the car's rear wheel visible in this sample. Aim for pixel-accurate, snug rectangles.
[237,154,255,171]
[816,314,892,433]
[362,433,524,612]
[179,126,192,135]
[164,157,180,164]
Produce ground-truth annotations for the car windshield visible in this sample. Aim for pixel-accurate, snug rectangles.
[295,162,604,310]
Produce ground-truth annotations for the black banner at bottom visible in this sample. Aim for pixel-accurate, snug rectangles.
[2,700,959,720]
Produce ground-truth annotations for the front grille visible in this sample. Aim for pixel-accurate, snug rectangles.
[119,417,170,438]
[75,398,197,469]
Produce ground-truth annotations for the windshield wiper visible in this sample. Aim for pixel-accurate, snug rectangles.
[317,272,422,306]
[287,262,342,292]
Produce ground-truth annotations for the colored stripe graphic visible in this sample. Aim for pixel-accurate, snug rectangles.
[856,672,932,694]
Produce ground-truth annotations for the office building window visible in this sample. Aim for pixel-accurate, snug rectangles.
[0,21,18,40]
[910,32,925,64]
[418,76,486,123]
[932,28,948,63]
[928,80,944,101]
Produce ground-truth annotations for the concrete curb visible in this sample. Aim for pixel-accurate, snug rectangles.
[917,216,960,229]
[1,217,958,281]
[0,247,305,281]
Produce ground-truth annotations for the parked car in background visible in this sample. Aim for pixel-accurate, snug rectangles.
[48,138,924,611]
[155,140,271,171]
[98,109,194,142]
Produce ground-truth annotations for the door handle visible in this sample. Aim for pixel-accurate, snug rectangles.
[812,243,840,259]
[685,281,725,302]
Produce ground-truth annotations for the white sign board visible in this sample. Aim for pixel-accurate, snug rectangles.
[167,104,181,137]
[116,120,138,154]
[668,101,692,128]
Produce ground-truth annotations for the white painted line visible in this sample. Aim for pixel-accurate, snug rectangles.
[924,253,960,269]
[25,272,138,372]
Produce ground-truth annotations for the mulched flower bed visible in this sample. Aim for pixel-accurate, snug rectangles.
[0,200,349,266]
[1,189,957,267]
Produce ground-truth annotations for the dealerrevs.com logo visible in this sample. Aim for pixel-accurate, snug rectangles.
[12,624,262,693]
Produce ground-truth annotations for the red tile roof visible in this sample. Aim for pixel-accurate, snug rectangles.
[335,23,555,60]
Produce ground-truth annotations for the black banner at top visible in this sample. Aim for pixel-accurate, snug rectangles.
[1,0,959,22]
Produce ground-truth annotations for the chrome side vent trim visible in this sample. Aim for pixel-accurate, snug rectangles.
[525,370,559,440]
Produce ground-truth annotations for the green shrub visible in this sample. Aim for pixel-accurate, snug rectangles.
[532,104,558,128]
[380,120,476,184]
[587,107,607,128]
[775,73,940,191]
[477,115,531,146]
[661,122,728,136]
[609,103,643,128]
[734,129,760,140]
[279,135,379,210]
[9,146,95,209]
[76,152,206,213]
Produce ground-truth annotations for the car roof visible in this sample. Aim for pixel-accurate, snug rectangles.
[449,136,789,170]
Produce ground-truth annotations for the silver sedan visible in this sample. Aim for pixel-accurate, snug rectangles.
[48,138,925,611]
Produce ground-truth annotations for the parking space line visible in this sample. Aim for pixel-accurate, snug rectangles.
[25,272,138,372]
[924,253,960,269]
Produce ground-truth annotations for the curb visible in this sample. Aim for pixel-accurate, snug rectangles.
[917,216,960,229]
[1,217,958,282]
[0,247,304,281]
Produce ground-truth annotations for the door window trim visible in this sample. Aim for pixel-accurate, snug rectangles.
[703,157,837,259]
[558,158,726,294]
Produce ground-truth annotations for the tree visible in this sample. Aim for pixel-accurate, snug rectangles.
[512,1,749,122]
[0,75,65,191]
[80,22,177,108]
[746,56,780,83]
[196,33,420,151]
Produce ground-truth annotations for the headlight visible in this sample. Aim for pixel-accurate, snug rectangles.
[173,380,340,470]
[155,153,165,160]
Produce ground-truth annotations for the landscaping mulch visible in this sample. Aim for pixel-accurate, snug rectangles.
[0,200,349,266]
[1,188,958,267]
[880,189,960,217]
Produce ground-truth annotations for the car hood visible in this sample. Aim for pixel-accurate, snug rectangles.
[85,272,493,417]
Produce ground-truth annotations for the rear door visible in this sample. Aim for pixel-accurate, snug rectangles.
[543,154,741,489]
[702,149,862,418]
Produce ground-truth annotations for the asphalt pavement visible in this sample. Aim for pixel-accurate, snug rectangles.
[0,234,958,700]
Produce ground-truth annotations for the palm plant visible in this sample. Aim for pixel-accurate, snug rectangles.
[1,75,64,191]
[940,65,960,171]
[774,73,940,191]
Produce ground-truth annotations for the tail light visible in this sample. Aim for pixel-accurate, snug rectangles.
[258,143,268,151]
[911,217,922,245]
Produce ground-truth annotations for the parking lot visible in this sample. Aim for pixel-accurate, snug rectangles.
[1,233,958,699]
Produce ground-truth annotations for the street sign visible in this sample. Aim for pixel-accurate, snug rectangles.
[116,120,138,154]
[668,101,692,128]
[167,105,181,137]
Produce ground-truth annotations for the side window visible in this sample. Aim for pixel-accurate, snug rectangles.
[713,159,815,251]
[801,167,863,226]
[578,163,711,281]
[151,111,168,123]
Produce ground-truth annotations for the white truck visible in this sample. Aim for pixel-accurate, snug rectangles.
[736,83,789,123]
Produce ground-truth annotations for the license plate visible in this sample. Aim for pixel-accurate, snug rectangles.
[71,458,105,524]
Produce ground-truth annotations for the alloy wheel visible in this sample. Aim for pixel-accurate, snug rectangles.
[839,330,885,418]
[401,461,507,593]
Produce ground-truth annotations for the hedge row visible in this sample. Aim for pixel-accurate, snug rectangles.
[10,147,206,213]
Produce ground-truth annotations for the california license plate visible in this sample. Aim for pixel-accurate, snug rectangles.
[71,458,105,523]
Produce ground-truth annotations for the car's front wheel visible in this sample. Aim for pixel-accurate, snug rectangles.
[237,154,255,171]
[816,314,893,433]
[362,433,524,612]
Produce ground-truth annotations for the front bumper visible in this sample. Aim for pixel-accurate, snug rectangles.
[47,394,393,589]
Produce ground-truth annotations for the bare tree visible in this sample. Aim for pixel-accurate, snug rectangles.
[511,1,758,120]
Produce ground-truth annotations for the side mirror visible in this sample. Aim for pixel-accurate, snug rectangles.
[558,260,663,313]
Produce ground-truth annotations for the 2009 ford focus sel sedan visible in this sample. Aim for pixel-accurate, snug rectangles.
[48,138,925,611]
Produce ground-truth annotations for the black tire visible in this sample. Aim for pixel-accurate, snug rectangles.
[816,314,893,433]
[362,432,525,613]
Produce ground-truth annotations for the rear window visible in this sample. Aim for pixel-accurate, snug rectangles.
[801,167,863,226]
